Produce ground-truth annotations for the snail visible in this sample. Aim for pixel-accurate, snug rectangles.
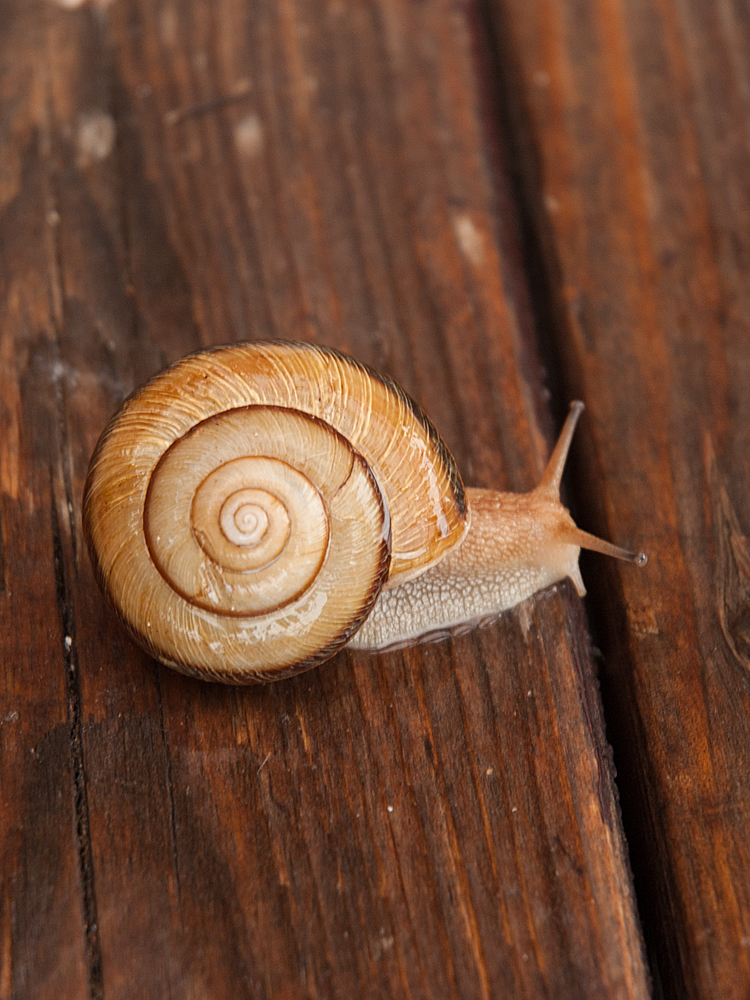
[83,340,646,683]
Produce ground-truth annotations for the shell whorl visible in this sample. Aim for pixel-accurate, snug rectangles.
[83,341,467,682]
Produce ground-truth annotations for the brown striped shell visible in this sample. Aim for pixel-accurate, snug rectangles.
[83,341,467,682]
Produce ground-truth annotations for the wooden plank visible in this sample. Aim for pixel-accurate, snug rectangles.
[0,3,98,998]
[1,0,649,996]
[487,0,750,995]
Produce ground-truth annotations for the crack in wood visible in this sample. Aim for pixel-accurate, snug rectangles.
[51,488,103,1000]
[706,433,750,670]
[154,669,184,922]
[164,78,252,127]
[41,33,102,996]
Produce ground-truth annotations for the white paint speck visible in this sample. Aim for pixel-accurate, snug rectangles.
[453,213,485,267]
[485,767,494,776]
[64,635,72,650]
[77,110,116,166]
[511,807,518,813]
[517,599,534,638]
[387,805,394,813]
[159,6,178,46]
[234,114,264,158]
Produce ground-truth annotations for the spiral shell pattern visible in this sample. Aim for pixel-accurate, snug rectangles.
[83,341,466,682]
[145,408,340,617]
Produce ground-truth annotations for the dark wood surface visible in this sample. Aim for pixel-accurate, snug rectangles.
[0,0,746,998]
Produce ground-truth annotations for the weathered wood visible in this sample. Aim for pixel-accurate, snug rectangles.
[0,1,650,997]
[487,0,750,995]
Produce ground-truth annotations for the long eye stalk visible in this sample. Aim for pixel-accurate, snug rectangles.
[537,401,648,567]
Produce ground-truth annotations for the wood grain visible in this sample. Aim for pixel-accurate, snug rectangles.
[487,0,750,995]
[0,1,650,997]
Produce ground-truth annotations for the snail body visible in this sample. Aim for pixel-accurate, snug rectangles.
[83,341,644,683]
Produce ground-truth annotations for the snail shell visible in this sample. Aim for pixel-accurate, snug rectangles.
[83,341,466,682]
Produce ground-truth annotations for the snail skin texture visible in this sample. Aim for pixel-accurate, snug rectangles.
[83,341,646,683]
